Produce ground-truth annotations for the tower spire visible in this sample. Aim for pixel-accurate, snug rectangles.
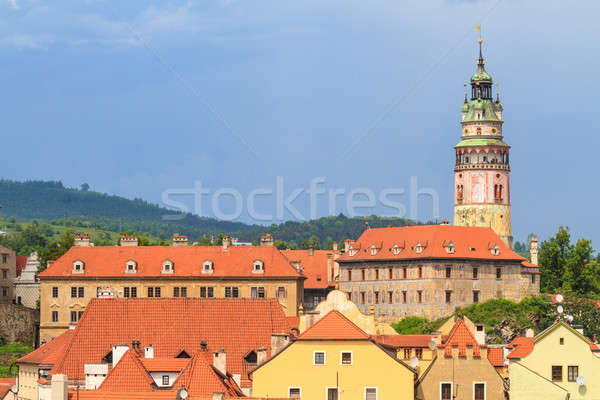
[477,39,485,66]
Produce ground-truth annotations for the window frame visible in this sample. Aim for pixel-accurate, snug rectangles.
[473,382,486,400]
[326,387,338,400]
[340,351,353,366]
[162,375,169,386]
[52,311,58,322]
[313,351,326,366]
[440,382,453,400]
[567,365,579,382]
[288,387,301,399]
[551,365,563,382]
[52,287,59,298]
[364,387,377,400]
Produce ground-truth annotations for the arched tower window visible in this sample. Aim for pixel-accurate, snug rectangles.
[476,127,482,135]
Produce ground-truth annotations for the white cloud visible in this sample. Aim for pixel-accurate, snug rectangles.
[5,0,18,10]
[0,33,53,49]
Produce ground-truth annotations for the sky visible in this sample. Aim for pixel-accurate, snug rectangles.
[0,0,599,246]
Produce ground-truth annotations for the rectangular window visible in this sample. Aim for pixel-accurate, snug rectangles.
[277,286,286,299]
[375,269,379,280]
[78,287,84,298]
[361,269,366,280]
[568,366,579,382]
[225,287,232,298]
[388,268,393,279]
[207,287,213,298]
[417,290,422,303]
[70,311,77,323]
[148,287,154,297]
[445,290,452,303]
[365,388,377,400]
[52,287,59,298]
[131,287,137,298]
[1,254,6,264]
[200,287,207,298]
[418,266,423,279]
[360,292,365,304]
[403,349,411,359]
[173,287,180,297]
[71,287,77,298]
[441,383,452,400]
[1,287,6,297]
[552,366,563,382]
[473,267,479,280]
[474,383,485,400]
[289,388,301,398]
[2,270,6,279]
[403,267,407,279]
[257,287,265,298]
[473,290,480,303]
[78,311,84,320]
[388,291,393,304]
[155,287,161,297]
[496,267,502,280]
[341,351,352,365]
[124,287,130,298]
[251,287,257,298]
[52,311,58,322]
[402,291,407,304]
[531,274,536,284]
[374,291,379,304]
[181,287,187,297]
[445,267,451,278]
[162,375,169,386]
[415,348,423,359]
[232,287,238,298]
[314,351,325,365]
[328,388,338,400]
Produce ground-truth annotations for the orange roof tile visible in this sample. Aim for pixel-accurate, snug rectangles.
[371,334,435,348]
[442,319,481,357]
[17,330,74,365]
[49,298,293,381]
[0,378,15,399]
[175,351,243,398]
[298,310,370,340]
[487,347,504,367]
[506,337,534,359]
[140,358,189,372]
[338,225,524,262]
[281,249,335,289]
[39,245,304,279]
[98,350,155,392]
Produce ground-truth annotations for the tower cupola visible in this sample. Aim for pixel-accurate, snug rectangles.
[470,39,493,100]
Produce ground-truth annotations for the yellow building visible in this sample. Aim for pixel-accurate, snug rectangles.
[508,321,600,400]
[37,234,305,343]
[251,310,416,400]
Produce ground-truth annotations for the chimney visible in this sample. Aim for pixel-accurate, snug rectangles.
[344,239,355,253]
[144,345,154,359]
[256,347,267,365]
[200,341,208,351]
[213,349,226,376]
[84,364,108,389]
[333,242,338,251]
[290,260,303,274]
[474,324,485,345]
[271,333,290,356]
[222,235,231,251]
[308,246,314,256]
[530,236,539,266]
[74,232,91,247]
[260,234,274,246]
[525,328,535,338]
[112,344,129,368]
[327,254,333,283]
[119,234,139,247]
[172,233,189,247]
[50,374,68,400]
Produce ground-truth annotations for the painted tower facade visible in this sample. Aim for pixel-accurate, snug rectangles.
[453,40,513,248]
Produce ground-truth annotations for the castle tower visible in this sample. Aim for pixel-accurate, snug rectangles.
[453,39,513,248]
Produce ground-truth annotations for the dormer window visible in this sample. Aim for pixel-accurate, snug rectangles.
[414,241,425,254]
[162,259,174,274]
[445,241,455,254]
[253,260,265,274]
[72,260,85,274]
[125,260,137,273]
[370,245,378,256]
[490,244,500,256]
[202,260,214,274]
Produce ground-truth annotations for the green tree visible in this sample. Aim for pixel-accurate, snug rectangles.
[301,235,321,250]
[539,226,572,293]
[80,183,90,192]
[563,238,599,296]
[39,230,74,272]
[324,237,334,250]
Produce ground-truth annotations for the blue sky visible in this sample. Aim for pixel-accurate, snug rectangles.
[0,0,599,245]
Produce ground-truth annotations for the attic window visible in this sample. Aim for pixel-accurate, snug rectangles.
[391,244,402,256]
[253,260,265,274]
[72,260,85,274]
[370,245,378,256]
[176,350,191,359]
[162,259,174,274]
[445,241,455,254]
[414,242,425,254]
[349,248,358,257]
[490,244,500,256]
[202,260,214,274]
[125,260,137,273]
[316,274,322,282]
[101,350,113,364]
[244,350,257,365]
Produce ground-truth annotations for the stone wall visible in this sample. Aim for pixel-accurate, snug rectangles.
[0,303,39,343]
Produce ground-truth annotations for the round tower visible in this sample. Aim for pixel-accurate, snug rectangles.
[453,39,513,248]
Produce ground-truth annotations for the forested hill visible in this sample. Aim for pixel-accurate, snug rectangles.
[0,180,254,234]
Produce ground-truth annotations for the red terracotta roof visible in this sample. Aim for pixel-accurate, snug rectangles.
[487,347,504,367]
[371,334,435,348]
[17,330,74,365]
[338,225,524,262]
[506,337,534,359]
[286,316,299,329]
[99,350,155,392]
[281,249,335,289]
[175,351,243,398]
[39,245,304,279]
[298,310,370,340]
[442,319,481,357]
[49,298,293,381]
[0,378,15,399]
[15,256,27,277]
[140,358,189,372]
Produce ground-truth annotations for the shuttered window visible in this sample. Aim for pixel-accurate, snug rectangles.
[288,388,301,398]
[474,383,485,400]
[441,383,452,400]
[365,388,376,400]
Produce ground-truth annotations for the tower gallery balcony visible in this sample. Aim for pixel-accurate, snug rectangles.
[454,163,510,172]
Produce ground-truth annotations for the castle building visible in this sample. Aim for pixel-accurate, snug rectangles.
[453,39,513,249]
